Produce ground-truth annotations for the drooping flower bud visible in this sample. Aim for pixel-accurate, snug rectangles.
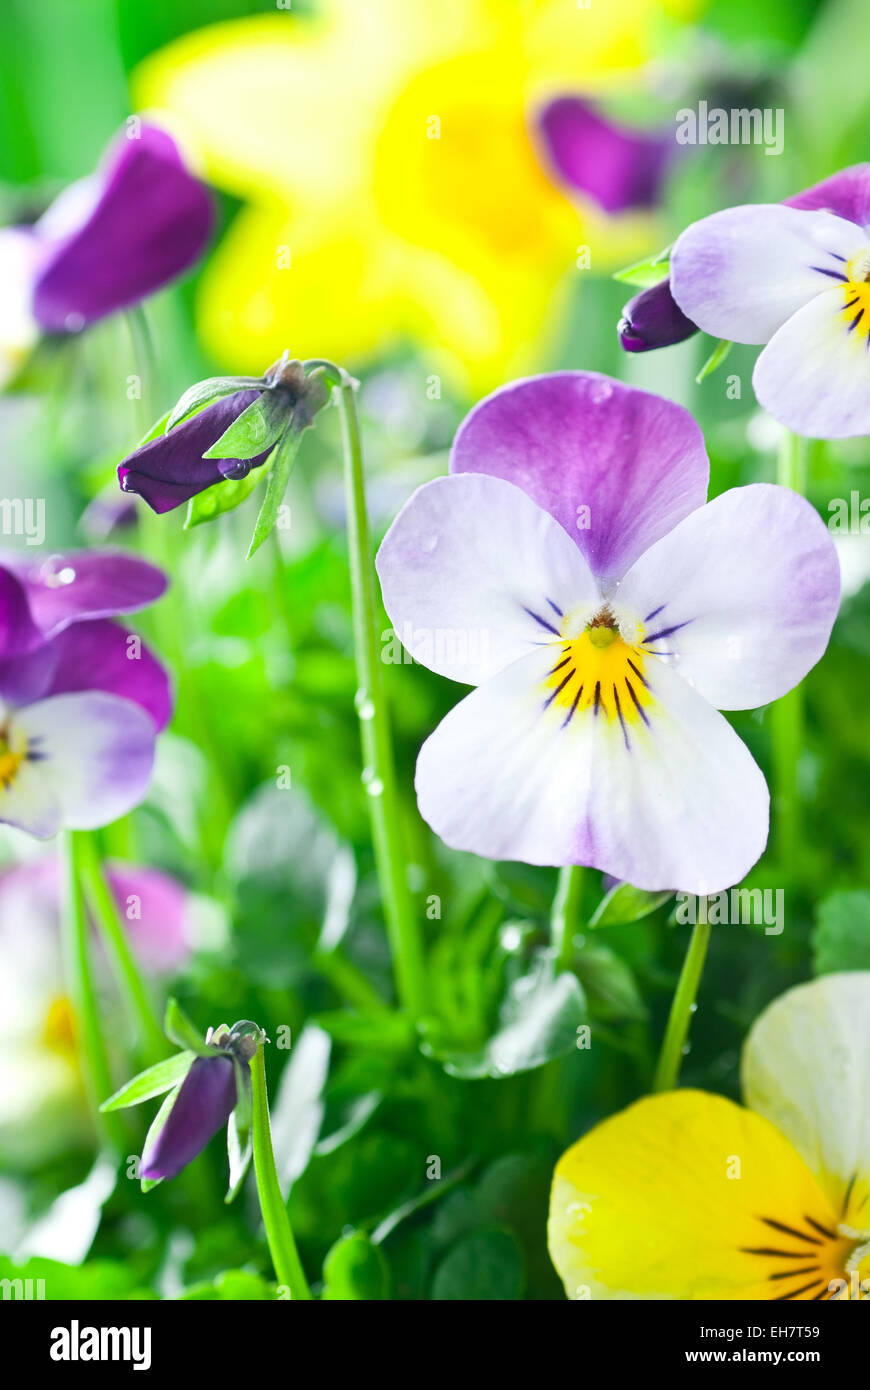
[618,278,698,353]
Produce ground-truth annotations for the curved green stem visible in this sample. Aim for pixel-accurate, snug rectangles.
[59,830,123,1148]
[77,834,167,1067]
[335,375,427,1019]
[250,1046,312,1299]
[652,912,711,1093]
[550,865,584,970]
[772,429,808,868]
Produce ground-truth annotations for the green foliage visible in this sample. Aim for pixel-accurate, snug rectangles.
[812,891,870,975]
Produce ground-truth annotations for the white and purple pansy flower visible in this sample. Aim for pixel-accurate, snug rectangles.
[0,550,170,837]
[670,164,870,437]
[0,121,213,381]
[376,372,841,894]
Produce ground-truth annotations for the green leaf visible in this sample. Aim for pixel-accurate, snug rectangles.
[312,1010,414,1051]
[426,954,586,1079]
[589,882,673,928]
[164,997,222,1057]
[572,945,647,1022]
[139,1084,181,1193]
[0,1255,153,1301]
[246,425,305,558]
[202,390,286,460]
[695,337,733,384]
[183,461,270,530]
[612,247,671,288]
[431,1227,525,1300]
[812,890,870,975]
[100,1051,194,1112]
[166,376,263,431]
[322,1232,391,1300]
[180,1270,275,1301]
[225,1057,254,1203]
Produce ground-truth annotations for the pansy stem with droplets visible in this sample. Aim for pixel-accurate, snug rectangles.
[332,368,427,1019]
[551,865,584,970]
[652,910,711,1092]
[772,429,808,868]
[77,834,168,1068]
[250,1045,312,1299]
[59,830,123,1149]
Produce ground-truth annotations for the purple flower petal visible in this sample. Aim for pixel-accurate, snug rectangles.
[450,372,709,585]
[618,278,698,353]
[785,165,870,228]
[140,1054,236,1181]
[31,123,214,333]
[79,489,140,542]
[0,566,44,657]
[118,389,272,514]
[105,862,190,974]
[0,550,166,639]
[537,97,673,214]
[0,619,172,730]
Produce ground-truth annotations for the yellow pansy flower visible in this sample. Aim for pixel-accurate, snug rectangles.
[134,0,699,392]
[549,973,870,1300]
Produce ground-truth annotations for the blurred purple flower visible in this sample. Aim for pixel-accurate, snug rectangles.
[537,97,673,215]
[140,1053,237,1182]
[20,123,213,335]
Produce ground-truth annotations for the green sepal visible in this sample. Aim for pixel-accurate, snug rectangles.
[612,246,671,288]
[164,997,225,1058]
[202,390,287,461]
[183,454,272,530]
[245,426,303,559]
[588,882,673,928]
[695,337,733,384]
[100,1051,195,1112]
[166,376,264,432]
[139,1084,182,1193]
[224,1055,254,1204]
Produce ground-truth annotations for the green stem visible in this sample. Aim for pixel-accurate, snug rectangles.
[652,911,711,1093]
[772,429,808,867]
[250,1046,312,1299]
[334,374,427,1019]
[59,831,123,1148]
[550,865,584,970]
[77,834,168,1067]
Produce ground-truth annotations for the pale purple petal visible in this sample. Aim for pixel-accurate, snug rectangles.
[786,165,870,228]
[618,278,697,353]
[537,97,672,214]
[0,566,43,657]
[415,646,768,894]
[752,286,870,438]
[118,389,272,514]
[450,372,709,585]
[376,474,598,685]
[140,1054,236,1181]
[0,620,172,729]
[670,204,869,344]
[105,862,190,974]
[14,692,156,832]
[0,550,166,638]
[618,484,841,709]
[31,123,214,332]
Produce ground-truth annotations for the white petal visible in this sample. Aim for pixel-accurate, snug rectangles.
[15,692,156,832]
[376,474,598,685]
[617,485,840,709]
[753,284,870,437]
[742,973,870,1223]
[415,645,768,894]
[671,204,867,343]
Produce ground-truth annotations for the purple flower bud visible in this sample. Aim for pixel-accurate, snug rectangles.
[618,279,698,353]
[118,389,273,514]
[140,1054,237,1182]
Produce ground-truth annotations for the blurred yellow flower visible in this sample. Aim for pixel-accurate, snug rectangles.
[136,0,698,392]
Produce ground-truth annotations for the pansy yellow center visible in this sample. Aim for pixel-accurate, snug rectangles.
[741,1203,870,1300]
[0,729,25,789]
[841,252,870,339]
[44,996,77,1058]
[543,605,653,740]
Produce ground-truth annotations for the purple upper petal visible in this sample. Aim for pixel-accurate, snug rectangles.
[537,97,673,214]
[0,567,44,657]
[0,619,172,730]
[618,278,698,353]
[118,389,272,514]
[785,165,870,229]
[0,550,166,639]
[450,372,709,585]
[105,862,190,974]
[31,122,214,332]
[140,1054,236,1181]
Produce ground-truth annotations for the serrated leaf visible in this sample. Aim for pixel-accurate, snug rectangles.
[589,882,673,928]
[202,390,286,460]
[695,337,733,384]
[164,997,222,1057]
[246,425,305,558]
[183,458,271,530]
[100,1051,195,1112]
[612,247,671,288]
[166,376,263,431]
